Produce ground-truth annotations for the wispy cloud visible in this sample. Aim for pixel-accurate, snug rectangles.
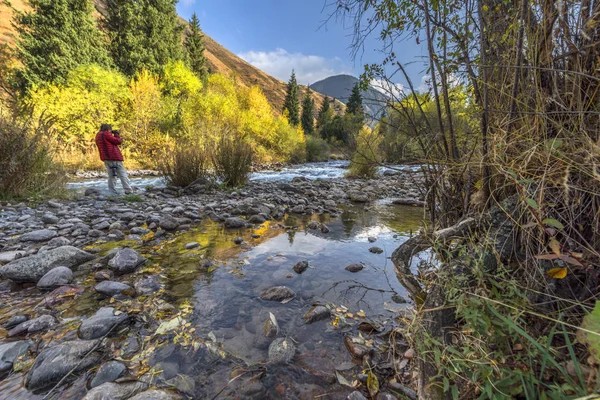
[238,48,352,85]
[181,0,196,7]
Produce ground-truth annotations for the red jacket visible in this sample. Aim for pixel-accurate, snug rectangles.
[95,130,124,161]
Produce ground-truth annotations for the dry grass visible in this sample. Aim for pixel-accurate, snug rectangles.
[212,135,253,188]
[159,141,212,188]
[0,111,66,199]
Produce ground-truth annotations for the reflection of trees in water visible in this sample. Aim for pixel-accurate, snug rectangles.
[287,229,296,245]
[341,212,357,238]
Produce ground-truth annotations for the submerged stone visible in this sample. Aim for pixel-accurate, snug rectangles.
[90,360,127,388]
[259,286,296,302]
[79,307,129,340]
[292,261,309,274]
[345,263,364,273]
[303,306,331,324]
[268,338,295,363]
[83,381,149,400]
[108,248,146,275]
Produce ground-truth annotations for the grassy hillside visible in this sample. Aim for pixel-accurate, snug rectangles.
[0,0,342,114]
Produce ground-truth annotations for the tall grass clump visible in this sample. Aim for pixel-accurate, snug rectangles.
[159,141,212,187]
[346,127,381,178]
[212,136,253,187]
[0,113,65,199]
[305,135,330,162]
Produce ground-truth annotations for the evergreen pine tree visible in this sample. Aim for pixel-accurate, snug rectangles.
[185,12,209,79]
[317,95,333,129]
[283,70,300,126]
[346,83,364,122]
[301,86,315,135]
[105,0,185,76]
[13,0,111,91]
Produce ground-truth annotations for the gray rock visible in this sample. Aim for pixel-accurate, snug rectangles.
[260,286,296,302]
[129,390,182,400]
[233,237,244,245]
[47,236,71,248]
[25,339,102,392]
[350,193,369,203]
[19,229,57,242]
[94,270,114,282]
[8,315,57,337]
[347,391,368,400]
[79,307,129,340]
[47,200,62,208]
[82,381,149,400]
[320,224,330,233]
[369,247,384,254]
[293,261,309,274]
[268,338,295,363]
[376,393,397,400]
[93,221,111,231]
[345,263,364,273]
[94,281,134,297]
[134,276,161,296]
[185,242,199,250]
[307,221,320,230]
[0,341,30,375]
[37,266,73,290]
[291,205,304,214]
[159,215,179,231]
[368,237,377,243]
[42,214,59,225]
[108,248,146,275]
[264,313,279,338]
[90,361,127,388]
[224,217,246,229]
[303,306,331,324]
[0,251,26,264]
[3,315,29,330]
[0,246,94,283]
[248,214,266,224]
[85,188,102,196]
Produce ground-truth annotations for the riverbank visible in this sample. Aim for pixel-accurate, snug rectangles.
[0,172,424,399]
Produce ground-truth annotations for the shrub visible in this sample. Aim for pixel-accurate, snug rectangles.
[305,135,330,162]
[159,141,211,187]
[346,127,382,179]
[0,113,65,199]
[212,135,253,187]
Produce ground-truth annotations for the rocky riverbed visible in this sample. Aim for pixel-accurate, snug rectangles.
[0,173,425,399]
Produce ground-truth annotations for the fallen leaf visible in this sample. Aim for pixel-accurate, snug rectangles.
[549,238,561,255]
[356,311,366,318]
[155,316,186,335]
[547,267,567,279]
[335,371,355,388]
[367,371,379,397]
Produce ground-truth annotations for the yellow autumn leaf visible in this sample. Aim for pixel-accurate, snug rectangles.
[332,316,340,327]
[549,238,561,255]
[548,267,567,279]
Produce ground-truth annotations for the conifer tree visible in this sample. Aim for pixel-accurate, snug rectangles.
[283,70,300,126]
[185,12,209,79]
[317,95,333,129]
[12,0,111,91]
[105,0,185,76]
[301,86,315,135]
[346,83,364,122]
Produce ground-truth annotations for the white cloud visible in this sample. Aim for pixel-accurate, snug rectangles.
[370,79,405,99]
[181,0,196,6]
[419,73,461,93]
[238,48,352,85]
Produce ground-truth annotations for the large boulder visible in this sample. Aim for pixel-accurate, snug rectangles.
[94,281,134,297]
[108,248,146,275]
[82,381,149,400]
[79,307,129,340]
[19,229,57,243]
[37,267,73,290]
[134,276,161,296]
[0,341,31,376]
[25,339,102,393]
[159,215,179,231]
[90,361,127,388]
[224,217,247,229]
[0,246,94,283]
[8,315,57,337]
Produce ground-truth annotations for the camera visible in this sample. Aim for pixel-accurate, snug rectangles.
[112,130,120,136]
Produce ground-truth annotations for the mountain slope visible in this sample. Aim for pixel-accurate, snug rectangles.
[310,74,387,120]
[0,0,341,114]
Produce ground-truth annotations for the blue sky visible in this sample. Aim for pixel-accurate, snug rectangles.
[176,0,427,92]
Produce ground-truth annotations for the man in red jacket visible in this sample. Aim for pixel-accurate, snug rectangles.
[95,124,133,194]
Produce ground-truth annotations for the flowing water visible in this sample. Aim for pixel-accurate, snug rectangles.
[0,178,426,398]
[66,161,422,191]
